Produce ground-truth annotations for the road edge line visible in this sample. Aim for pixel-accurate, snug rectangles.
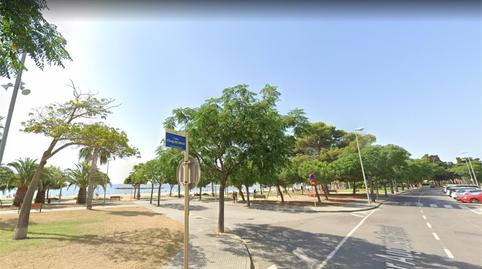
[317,208,378,269]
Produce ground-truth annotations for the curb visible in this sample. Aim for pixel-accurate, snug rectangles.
[224,232,255,269]
[311,201,384,213]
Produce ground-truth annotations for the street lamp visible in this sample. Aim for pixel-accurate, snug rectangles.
[0,51,29,165]
[354,127,371,205]
[462,152,479,187]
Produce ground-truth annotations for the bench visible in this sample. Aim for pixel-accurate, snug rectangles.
[110,196,121,201]
[18,203,43,213]
[253,194,266,199]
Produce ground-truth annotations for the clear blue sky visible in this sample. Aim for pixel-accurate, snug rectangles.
[10,12,477,183]
[77,19,480,162]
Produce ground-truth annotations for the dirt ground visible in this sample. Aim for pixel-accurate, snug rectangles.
[0,207,183,269]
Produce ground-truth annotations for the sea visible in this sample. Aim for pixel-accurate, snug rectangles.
[0,183,261,199]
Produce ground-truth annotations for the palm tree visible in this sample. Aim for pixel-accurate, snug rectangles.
[34,167,54,203]
[67,163,90,204]
[8,158,38,206]
[79,147,111,209]
[0,165,15,193]
[67,163,110,204]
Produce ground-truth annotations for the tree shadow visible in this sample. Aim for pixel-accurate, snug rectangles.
[247,203,319,213]
[105,210,160,217]
[165,244,209,268]
[231,223,481,269]
[26,228,183,265]
[158,203,208,211]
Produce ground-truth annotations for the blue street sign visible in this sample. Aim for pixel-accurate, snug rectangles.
[166,131,186,150]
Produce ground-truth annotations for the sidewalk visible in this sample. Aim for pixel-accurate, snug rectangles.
[139,201,252,269]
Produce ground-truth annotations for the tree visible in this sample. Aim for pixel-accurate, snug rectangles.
[156,148,183,198]
[67,163,90,204]
[0,165,15,193]
[0,0,71,78]
[67,163,108,204]
[78,123,137,209]
[164,85,307,232]
[48,166,68,202]
[34,165,55,203]
[143,159,163,205]
[124,163,148,200]
[13,85,113,240]
[7,158,38,206]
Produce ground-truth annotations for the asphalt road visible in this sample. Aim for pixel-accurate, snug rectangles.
[326,188,482,269]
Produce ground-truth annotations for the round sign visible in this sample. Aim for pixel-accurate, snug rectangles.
[177,157,201,188]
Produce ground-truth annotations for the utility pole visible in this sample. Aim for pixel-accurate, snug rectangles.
[0,52,27,165]
[354,128,371,205]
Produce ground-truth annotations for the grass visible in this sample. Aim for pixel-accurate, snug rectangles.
[0,207,183,269]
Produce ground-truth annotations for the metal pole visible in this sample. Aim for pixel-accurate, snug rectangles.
[467,157,480,187]
[183,133,189,269]
[0,52,27,165]
[464,158,475,185]
[355,131,371,205]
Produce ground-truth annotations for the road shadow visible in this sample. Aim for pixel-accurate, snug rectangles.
[231,223,481,269]
[158,203,208,211]
[104,209,161,217]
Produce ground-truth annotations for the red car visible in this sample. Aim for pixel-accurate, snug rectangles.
[459,192,482,203]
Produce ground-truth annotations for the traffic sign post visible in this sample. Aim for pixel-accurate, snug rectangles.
[310,174,322,205]
[165,129,190,269]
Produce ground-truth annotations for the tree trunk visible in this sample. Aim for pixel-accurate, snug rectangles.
[13,186,28,206]
[86,149,99,210]
[352,180,357,194]
[401,181,405,191]
[103,185,106,206]
[77,187,87,204]
[322,184,329,200]
[394,179,399,193]
[59,187,62,203]
[157,183,162,206]
[390,179,395,194]
[267,186,272,198]
[211,181,215,196]
[14,149,50,240]
[301,183,304,195]
[276,184,285,203]
[237,186,245,201]
[314,185,322,204]
[218,176,227,233]
[150,182,154,204]
[260,184,263,195]
[245,185,250,207]
[34,189,46,204]
[177,184,181,198]
[46,188,50,200]
[199,186,202,201]
[136,184,141,200]
[384,183,388,197]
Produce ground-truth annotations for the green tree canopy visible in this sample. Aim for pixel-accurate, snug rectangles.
[0,0,71,78]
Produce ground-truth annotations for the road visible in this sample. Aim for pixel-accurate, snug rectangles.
[150,188,482,269]
[326,188,482,269]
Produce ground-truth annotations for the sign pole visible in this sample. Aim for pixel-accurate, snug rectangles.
[183,133,189,269]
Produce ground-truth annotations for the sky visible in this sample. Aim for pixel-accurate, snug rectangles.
[0,2,480,183]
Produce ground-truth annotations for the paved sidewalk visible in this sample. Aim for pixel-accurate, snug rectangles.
[139,201,252,269]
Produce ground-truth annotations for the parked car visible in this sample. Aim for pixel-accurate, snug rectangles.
[443,184,458,193]
[453,188,481,200]
[447,185,478,196]
[459,191,482,203]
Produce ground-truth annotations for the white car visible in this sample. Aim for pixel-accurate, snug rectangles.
[451,187,480,199]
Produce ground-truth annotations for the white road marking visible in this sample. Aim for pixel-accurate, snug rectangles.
[444,249,455,259]
[318,209,378,268]
[350,213,365,218]
[443,205,453,209]
[426,222,432,229]
[293,247,317,266]
[422,215,427,220]
[432,233,440,241]
[430,204,438,208]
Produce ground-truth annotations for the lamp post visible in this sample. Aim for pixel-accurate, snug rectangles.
[462,152,479,187]
[354,127,370,205]
[461,152,475,185]
[0,52,30,165]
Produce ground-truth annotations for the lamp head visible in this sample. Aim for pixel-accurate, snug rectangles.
[21,88,31,95]
[2,83,13,90]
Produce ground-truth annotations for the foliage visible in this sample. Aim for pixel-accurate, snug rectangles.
[0,0,71,78]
